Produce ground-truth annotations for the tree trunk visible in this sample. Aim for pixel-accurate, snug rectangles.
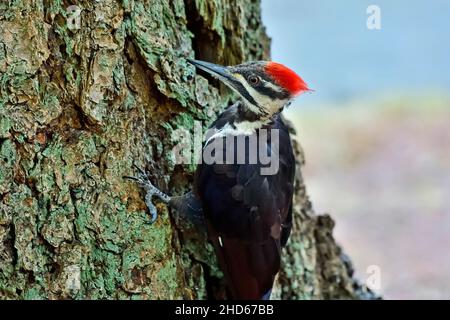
[0,0,376,299]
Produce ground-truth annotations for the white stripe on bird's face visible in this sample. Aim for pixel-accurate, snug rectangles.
[260,78,285,93]
[233,73,289,117]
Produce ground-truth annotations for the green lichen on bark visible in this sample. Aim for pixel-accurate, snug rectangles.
[0,0,270,300]
[0,0,374,300]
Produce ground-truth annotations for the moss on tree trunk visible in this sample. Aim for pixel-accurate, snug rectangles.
[0,0,376,299]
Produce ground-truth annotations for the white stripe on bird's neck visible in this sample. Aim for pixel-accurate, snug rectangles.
[204,119,270,147]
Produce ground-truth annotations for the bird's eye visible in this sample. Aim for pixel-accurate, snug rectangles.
[248,75,260,85]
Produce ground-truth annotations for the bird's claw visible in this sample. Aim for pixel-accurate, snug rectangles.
[124,164,169,224]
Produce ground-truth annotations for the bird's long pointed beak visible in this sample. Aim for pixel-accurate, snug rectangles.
[187,59,236,86]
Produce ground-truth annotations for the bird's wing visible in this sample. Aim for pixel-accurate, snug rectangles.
[280,199,293,248]
[195,120,295,299]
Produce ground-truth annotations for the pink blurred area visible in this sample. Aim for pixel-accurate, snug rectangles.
[287,96,450,299]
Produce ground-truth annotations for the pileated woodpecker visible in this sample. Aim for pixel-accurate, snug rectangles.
[125,59,310,300]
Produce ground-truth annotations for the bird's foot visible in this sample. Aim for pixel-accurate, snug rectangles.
[123,164,171,224]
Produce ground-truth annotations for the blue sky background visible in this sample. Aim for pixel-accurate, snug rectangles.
[261,0,450,106]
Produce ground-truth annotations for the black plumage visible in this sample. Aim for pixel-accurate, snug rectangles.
[194,102,295,299]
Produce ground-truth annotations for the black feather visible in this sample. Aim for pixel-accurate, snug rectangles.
[195,103,295,299]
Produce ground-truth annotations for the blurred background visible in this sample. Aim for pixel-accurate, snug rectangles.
[261,0,450,299]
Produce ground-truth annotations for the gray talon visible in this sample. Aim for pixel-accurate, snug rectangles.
[145,192,158,223]
[124,165,171,223]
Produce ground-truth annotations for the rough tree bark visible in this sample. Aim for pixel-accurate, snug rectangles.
[0,0,376,299]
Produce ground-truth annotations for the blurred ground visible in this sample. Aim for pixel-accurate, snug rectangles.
[286,95,450,299]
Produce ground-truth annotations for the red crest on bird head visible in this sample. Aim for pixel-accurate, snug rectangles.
[265,62,310,96]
